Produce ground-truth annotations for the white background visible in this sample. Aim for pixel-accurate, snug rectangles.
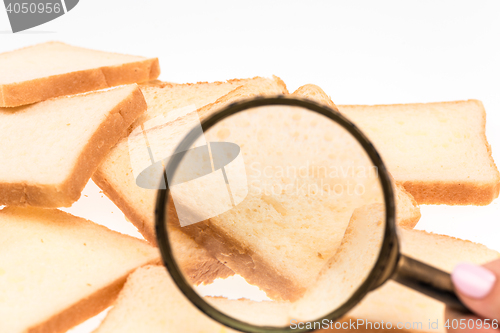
[1,1,500,332]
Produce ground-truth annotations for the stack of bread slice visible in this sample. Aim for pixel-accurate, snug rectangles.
[0,41,499,333]
[0,42,163,333]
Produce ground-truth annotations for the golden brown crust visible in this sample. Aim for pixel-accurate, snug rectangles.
[26,273,128,333]
[272,75,289,94]
[399,180,500,206]
[395,184,421,228]
[25,259,160,333]
[0,86,147,208]
[92,164,155,242]
[139,76,284,92]
[292,84,339,111]
[0,58,159,107]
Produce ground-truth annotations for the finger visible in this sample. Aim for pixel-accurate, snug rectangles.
[445,307,499,333]
[451,260,500,321]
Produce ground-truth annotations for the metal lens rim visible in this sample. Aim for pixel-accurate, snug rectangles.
[155,96,397,333]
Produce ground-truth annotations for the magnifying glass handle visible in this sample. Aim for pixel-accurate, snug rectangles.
[391,255,471,313]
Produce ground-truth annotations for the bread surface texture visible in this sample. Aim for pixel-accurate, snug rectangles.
[93,77,287,285]
[0,207,159,333]
[0,42,160,107]
[0,84,147,208]
[338,100,500,205]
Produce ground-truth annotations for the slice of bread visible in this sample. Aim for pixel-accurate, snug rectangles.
[0,84,147,208]
[336,99,500,205]
[172,86,420,301]
[0,206,159,333]
[0,42,160,107]
[92,77,288,286]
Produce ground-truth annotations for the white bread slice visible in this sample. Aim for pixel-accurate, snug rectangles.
[337,99,500,205]
[0,84,147,208]
[0,42,160,107]
[93,265,290,333]
[92,77,287,286]
[173,86,420,301]
[0,206,159,333]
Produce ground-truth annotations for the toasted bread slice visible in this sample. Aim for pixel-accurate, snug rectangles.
[336,99,500,205]
[0,42,160,107]
[0,207,159,333]
[0,84,147,208]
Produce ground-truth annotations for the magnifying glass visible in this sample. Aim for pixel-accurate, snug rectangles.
[155,96,469,333]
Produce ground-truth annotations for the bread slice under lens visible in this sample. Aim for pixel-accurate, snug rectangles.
[0,42,160,107]
[0,84,147,208]
[92,77,287,285]
[335,98,500,205]
[171,85,420,301]
[0,206,159,333]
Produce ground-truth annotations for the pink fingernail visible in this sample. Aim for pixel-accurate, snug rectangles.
[451,263,496,299]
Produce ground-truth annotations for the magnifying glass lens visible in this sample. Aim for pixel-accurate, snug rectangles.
[163,103,387,329]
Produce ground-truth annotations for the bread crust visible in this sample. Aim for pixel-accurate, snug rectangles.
[26,272,128,333]
[0,86,147,208]
[395,184,421,228]
[399,180,500,206]
[0,58,160,107]
[399,100,500,205]
[24,256,160,333]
